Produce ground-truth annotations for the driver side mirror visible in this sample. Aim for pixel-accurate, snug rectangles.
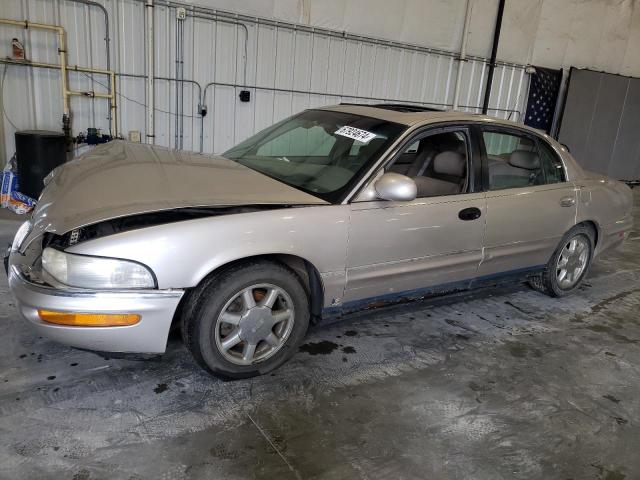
[374,172,417,202]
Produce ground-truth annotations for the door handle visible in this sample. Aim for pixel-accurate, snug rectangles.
[560,196,576,207]
[458,207,482,221]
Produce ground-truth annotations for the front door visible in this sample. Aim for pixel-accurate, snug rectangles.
[343,126,486,307]
[477,127,578,277]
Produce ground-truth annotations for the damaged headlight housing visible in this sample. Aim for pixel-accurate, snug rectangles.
[41,247,156,289]
[12,220,32,251]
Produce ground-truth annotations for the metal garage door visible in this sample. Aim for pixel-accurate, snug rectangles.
[558,68,640,181]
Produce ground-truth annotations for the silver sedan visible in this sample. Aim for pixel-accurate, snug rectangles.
[7,104,634,378]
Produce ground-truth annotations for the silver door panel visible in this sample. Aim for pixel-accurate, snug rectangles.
[479,184,578,276]
[345,193,486,303]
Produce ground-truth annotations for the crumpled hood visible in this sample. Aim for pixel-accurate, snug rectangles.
[27,140,327,240]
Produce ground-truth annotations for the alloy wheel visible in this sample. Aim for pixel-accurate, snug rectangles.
[556,236,590,289]
[214,283,295,365]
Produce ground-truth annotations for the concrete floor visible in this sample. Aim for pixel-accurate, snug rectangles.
[1,192,639,480]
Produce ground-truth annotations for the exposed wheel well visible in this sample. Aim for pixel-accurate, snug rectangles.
[171,254,325,330]
[576,220,599,247]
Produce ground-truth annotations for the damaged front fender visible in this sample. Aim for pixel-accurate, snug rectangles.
[42,205,296,249]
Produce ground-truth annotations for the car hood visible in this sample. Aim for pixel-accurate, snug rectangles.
[27,140,328,239]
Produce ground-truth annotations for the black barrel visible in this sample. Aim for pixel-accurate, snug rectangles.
[15,130,67,199]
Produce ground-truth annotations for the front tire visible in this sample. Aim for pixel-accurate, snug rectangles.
[529,224,594,297]
[181,260,310,379]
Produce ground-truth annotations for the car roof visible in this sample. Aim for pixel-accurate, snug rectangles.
[317,103,548,137]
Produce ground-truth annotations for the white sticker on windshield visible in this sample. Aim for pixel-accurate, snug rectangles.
[335,126,377,144]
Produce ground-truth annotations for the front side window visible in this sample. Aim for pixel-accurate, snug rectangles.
[387,130,469,197]
[223,110,405,203]
[483,130,544,190]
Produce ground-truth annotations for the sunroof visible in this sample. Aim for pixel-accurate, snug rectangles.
[340,102,444,113]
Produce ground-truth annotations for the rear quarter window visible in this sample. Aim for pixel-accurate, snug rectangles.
[538,141,566,183]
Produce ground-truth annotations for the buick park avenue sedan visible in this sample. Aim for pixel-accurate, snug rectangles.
[7,104,633,378]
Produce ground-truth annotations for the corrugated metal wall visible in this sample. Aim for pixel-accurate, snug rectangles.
[0,0,530,159]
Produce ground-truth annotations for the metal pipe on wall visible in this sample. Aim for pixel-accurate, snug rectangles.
[68,65,118,136]
[5,55,521,148]
[66,0,115,133]
[0,58,118,137]
[482,0,506,114]
[174,10,179,148]
[0,19,71,143]
[66,0,111,71]
[175,9,185,149]
[200,81,522,116]
[0,66,5,166]
[0,20,69,117]
[142,0,525,69]
[2,0,530,157]
[181,10,248,87]
[117,72,202,148]
[128,0,526,153]
[145,0,155,144]
[453,0,473,110]
[130,0,526,70]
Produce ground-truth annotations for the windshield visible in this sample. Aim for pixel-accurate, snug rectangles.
[222,109,405,203]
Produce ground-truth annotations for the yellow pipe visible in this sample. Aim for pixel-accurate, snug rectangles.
[58,26,69,118]
[68,91,112,99]
[0,19,70,116]
[0,53,118,136]
[2,58,59,70]
[67,64,112,76]
[67,65,117,134]
[1,58,109,77]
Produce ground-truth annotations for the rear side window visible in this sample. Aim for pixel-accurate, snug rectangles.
[482,131,544,190]
[538,141,566,183]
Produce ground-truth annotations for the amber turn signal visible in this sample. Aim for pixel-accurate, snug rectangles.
[37,310,141,327]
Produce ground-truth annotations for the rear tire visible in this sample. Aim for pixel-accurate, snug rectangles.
[181,260,310,379]
[529,224,594,297]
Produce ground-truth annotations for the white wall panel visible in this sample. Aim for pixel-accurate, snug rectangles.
[0,0,534,161]
[189,0,640,77]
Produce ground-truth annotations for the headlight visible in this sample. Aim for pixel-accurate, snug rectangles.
[42,247,156,289]
[12,220,32,251]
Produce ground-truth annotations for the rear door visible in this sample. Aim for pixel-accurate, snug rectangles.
[477,126,578,278]
[343,125,486,305]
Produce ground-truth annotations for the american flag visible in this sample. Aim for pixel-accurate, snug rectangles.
[524,66,562,133]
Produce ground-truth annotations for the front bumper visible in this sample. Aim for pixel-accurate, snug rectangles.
[8,258,184,354]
